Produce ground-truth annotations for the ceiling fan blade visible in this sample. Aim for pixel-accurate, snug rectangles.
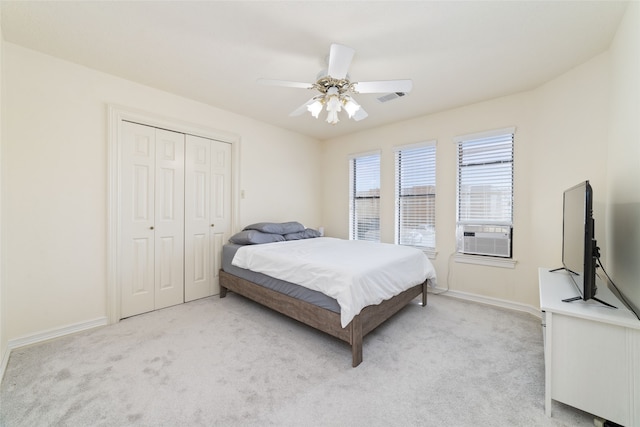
[353,107,368,122]
[257,78,314,89]
[352,80,413,94]
[289,97,318,117]
[327,43,355,79]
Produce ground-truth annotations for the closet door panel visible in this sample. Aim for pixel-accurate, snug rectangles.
[185,135,213,302]
[121,122,156,318]
[192,233,207,280]
[154,129,185,310]
[210,141,232,295]
[131,238,153,295]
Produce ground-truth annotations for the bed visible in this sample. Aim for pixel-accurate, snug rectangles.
[219,222,437,367]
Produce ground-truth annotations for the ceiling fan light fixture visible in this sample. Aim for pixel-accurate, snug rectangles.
[326,96,342,113]
[308,89,361,124]
[343,96,361,118]
[326,109,340,125]
[307,99,323,118]
[324,87,343,124]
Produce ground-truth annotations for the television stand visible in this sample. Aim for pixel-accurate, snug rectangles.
[549,267,618,308]
[561,295,617,309]
[539,268,640,426]
[549,266,577,274]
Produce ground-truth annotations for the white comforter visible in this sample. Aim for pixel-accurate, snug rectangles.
[231,237,437,327]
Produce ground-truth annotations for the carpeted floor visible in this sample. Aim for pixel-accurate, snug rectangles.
[1,292,595,426]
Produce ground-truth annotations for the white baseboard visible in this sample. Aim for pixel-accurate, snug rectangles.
[428,287,542,319]
[0,347,11,384]
[1,317,108,382]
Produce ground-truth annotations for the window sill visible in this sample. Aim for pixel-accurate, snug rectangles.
[422,248,437,260]
[454,253,516,269]
[402,245,437,260]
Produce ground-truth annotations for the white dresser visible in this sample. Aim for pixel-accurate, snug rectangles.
[539,268,640,426]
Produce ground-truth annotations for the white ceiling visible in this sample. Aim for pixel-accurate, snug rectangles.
[0,1,629,140]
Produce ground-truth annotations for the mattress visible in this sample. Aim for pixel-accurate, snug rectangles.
[222,244,340,313]
[231,237,435,327]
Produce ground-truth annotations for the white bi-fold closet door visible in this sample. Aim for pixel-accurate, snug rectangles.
[184,134,232,302]
[120,121,231,319]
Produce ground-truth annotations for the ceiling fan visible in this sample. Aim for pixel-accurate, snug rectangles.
[258,43,413,125]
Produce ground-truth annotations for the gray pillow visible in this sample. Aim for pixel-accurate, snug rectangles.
[229,230,286,245]
[284,228,322,241]
[243,221,305,235]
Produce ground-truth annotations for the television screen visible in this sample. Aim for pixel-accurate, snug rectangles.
[561,181,597,301]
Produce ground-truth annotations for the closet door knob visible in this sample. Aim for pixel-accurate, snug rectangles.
[150,226,154,230]
[210,224,215,227]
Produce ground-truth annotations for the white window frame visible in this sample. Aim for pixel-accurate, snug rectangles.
[454,127,516,268]
[348,151,381,242]
[394,141,437,258]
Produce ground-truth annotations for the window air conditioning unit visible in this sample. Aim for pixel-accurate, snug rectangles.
[460,225,512,258]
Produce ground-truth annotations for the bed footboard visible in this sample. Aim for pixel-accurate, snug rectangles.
[219,270,426,367]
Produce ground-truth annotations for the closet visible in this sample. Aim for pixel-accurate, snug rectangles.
[119,121,231,319]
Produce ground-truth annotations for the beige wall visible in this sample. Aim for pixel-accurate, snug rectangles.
[606,2,640,315]
[1,43,322,342]
[530,53,611,264]
[0,9,6,366]
[320,51,612,309]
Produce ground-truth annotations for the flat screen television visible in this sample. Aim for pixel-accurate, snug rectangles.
[552,181,615,307]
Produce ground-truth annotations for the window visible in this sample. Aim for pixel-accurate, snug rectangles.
[455,128,514,259]
[394,142,436,250]
[349,152,380,242]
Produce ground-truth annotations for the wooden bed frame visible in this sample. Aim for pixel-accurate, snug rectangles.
[219,269,427,367]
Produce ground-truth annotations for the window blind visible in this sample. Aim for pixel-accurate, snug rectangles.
[457,133,513,224]
[349,153,380,242]
[395,143,436,248]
